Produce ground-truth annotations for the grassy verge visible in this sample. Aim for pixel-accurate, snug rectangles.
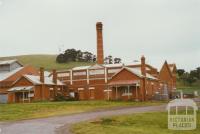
[0,101,164,122]
[72,111,200,134]
[177,80,200,94]
[177,86,200,94]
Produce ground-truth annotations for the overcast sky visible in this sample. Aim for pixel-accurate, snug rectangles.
[0,0,200,71]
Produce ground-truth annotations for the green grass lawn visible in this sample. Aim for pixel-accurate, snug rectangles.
[0,54,93,70]
[0,101,164,122]
[72,111,200,134]
[177,80,200,94]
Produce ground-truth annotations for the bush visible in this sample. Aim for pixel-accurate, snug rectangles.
[54,93,77,101]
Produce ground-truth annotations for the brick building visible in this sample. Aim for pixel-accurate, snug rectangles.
[56,22,177,101]
[159,61,177,98]
[0,60,39,103]
[8,68,66,103]
[0,60,66,103]
[0,22,176,102]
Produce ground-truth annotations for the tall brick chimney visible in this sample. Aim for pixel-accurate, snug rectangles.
[52,69,57,84]
[96,22,104,64]
[40,67,44,83]
[141,55,146,76]
[140,56,147,101]
[52,69,58,97]
[40,67,45,100]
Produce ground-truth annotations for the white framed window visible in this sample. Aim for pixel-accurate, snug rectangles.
[122,88,132,96]
[78,88,84,91]
[89,87,95,90]
[89,69,104,75]
[28,93,34,98]
[58,73,69,77]
[24,92,29,99]
[73,72,86,76]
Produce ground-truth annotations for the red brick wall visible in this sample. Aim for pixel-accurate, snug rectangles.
[159,63,174,92]
[110,69,140,81]
[8,76,57,102]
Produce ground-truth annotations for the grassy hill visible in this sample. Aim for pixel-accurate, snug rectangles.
[0,54,93,70]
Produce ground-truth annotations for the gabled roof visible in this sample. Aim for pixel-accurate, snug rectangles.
[0,59,23,66]
[127,67,157,80]
[0,67,24,81]
[72,66,91,71]
[89,64,104,69]
[168,64,176,73]
[160,61,173,77]
[70,62,157,71]
[22,75,65,86]
[111,67,157,80]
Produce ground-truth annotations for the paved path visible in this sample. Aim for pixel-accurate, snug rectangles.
[0,105,166,134]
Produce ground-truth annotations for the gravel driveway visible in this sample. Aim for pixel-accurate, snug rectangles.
[0,105,166,134]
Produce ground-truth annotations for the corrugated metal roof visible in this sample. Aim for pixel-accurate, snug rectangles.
[71,63,139,70]
[127,67,157,80]
[72,66,91,70]
[0,67,24,81]
[0,59,18,65]
[24,75,64,86]
[110,67,157,80]
[125,67,144,78]
[104,62,140,68]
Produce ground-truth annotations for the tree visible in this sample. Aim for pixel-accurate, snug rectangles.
[180,72,189,86]
[56,48,123,64]
[83,51,93,62]
[76,50,83,62]
[190,70,198,79]
[186,74,197,86]
[92,55,96,62]
[196,67,200,79]
[104,55,113,64]
[104,57,108,64]
[107,55,113,64]
[64,49,77,61]
[56,54,66,63]
[177,69,185,77]
[114,58,122,64]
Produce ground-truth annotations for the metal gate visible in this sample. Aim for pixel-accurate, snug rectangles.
[0,94,8,103]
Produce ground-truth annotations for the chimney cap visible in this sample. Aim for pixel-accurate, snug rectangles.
[96,22,103,30]
[96,22,102,25]
[141,55,145,60]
